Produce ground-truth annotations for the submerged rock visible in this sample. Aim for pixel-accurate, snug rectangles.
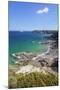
[12,52,36,61]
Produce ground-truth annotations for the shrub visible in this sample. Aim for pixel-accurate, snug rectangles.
[8,72,58,88]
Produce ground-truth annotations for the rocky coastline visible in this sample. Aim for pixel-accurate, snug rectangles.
[9,40,58,77]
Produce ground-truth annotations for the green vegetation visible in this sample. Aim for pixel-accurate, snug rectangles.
[8,71,58,89]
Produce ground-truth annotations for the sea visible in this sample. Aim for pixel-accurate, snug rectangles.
[9,31,48,64]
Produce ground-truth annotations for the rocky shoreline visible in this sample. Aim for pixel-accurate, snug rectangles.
[9,40,58,77]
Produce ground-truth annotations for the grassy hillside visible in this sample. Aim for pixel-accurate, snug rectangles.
[8,70,58,88]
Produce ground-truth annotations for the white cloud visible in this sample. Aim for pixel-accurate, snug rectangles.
[36,7,49,14]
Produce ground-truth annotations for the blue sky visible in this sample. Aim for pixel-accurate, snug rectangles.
[8,1,58,31]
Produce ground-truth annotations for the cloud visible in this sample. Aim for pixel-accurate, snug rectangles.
[36,7,49,14]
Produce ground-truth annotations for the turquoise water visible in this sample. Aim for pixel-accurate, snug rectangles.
[9,31,48,64]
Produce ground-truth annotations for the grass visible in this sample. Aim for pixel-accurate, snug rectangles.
[8,70,58,89]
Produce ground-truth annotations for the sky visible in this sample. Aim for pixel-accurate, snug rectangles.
[8,1,58,31]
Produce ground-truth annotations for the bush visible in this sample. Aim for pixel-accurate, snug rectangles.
[8,72,58,88]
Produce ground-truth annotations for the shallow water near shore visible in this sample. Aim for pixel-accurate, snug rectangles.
[9,31,48,64]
